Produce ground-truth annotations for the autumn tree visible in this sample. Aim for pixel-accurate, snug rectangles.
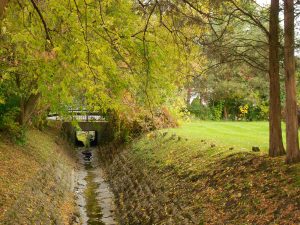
[1,0,190,137]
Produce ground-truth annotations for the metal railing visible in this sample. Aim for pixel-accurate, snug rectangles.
[47,109,106,122]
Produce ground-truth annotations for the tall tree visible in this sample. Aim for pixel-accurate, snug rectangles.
[0,0,8,18]
[159,0,286,157]
[284,0,300,163]
[269,0,285,156]
[0,0,188,130]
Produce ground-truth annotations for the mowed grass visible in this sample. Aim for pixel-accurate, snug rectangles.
[131,120,297,178]
[166,121,274,153]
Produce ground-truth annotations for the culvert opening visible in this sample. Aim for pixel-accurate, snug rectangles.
[75,131,97,147]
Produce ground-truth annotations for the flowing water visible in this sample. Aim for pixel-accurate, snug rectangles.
[74,147,116,225]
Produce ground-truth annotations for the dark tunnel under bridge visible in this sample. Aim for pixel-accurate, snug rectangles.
[61,121,113,146]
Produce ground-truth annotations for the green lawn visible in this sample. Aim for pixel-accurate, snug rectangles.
[131,121,290,175]
[165,121,285,153]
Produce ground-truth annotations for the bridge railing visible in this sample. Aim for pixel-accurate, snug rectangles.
[47,110,106,122]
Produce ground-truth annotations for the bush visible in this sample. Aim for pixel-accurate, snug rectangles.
[0,96,26,144]
[0,109,26,144]
[187,96,269,121]
[107,107,178,143]
[188,98,211,120]
[210,101,224,120]
[246,104,268,121]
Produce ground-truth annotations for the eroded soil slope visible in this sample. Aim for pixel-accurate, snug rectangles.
[0,129,76,224]
[99,133,300,225]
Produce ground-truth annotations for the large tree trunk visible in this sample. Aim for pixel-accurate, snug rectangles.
[19,93,41,126]
[268,0,285,157]
[0,0,9,18]
[284,0,300,163]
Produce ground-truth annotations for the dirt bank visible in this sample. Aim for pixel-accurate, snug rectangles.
[98,144,201,225]
[0,128,77,224]
[98,134,300,225]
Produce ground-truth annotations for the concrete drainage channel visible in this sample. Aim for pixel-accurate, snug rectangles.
[74,147,116,225]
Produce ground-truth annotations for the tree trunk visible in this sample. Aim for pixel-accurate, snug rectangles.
[224,105,228,120]
[0,0,9,18]
[284,0,300,163]
[19,93,41,126]
[268,0,285,157]
[186,87,192,106]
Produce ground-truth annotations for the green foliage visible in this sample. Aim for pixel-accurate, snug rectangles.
[0,94,26,143]
[188,98,210,120]
[107,105,178,143]
[188,97,269,121]
[183,0,270,122]
[246,104,269,121]
[0,0,193,138]
[0,113,26,144]
[210,101,224,121]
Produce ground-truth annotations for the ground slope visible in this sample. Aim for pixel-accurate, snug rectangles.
[0,128,77,224]
[100,121,300,224]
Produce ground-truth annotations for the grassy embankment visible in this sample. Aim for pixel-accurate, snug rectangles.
[126,121,300,223]
[0,128,77,224]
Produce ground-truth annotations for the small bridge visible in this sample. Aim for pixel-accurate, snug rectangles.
[48,109,113,146]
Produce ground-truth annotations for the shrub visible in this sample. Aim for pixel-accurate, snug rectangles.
[0,108,26,144]
[107,107,178,143]
[188,97,210,120]
[210,101,224,121]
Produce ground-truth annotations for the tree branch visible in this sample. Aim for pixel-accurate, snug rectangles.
[29,0,53,48]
